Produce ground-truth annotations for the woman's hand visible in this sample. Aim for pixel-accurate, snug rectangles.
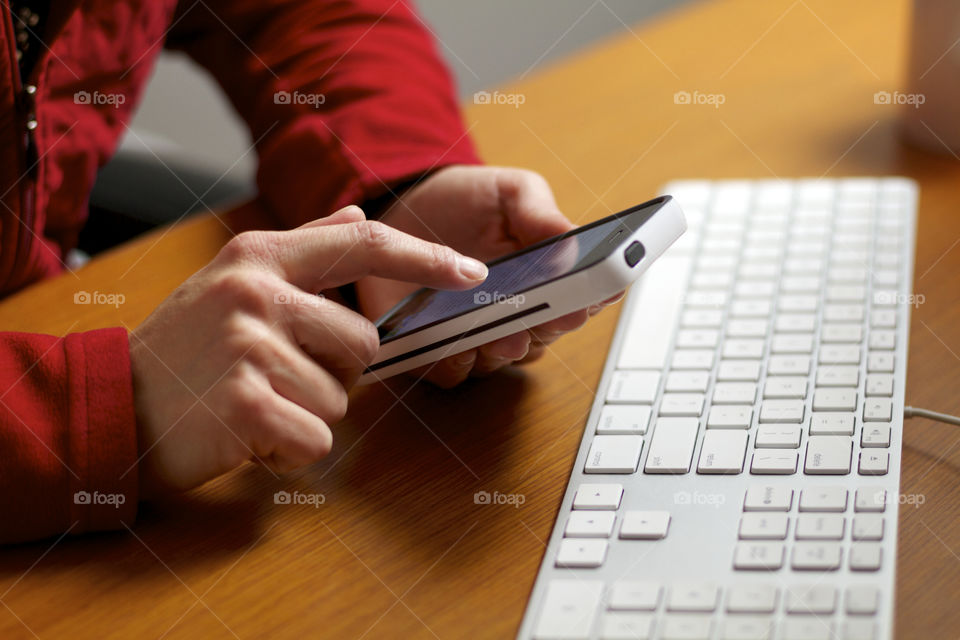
[355,166,622,388]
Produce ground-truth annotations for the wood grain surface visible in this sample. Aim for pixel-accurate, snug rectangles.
[2,0,959,638]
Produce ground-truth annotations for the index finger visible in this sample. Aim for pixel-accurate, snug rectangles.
[266,220,489,293]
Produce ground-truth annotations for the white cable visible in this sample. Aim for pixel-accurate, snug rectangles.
[904,406,960,426]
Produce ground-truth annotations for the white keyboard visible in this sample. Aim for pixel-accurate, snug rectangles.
[517,178,917,640]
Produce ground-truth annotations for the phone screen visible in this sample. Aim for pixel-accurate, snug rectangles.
[376,209,647,343]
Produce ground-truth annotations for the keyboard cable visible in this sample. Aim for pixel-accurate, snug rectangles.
[904,406,960,426]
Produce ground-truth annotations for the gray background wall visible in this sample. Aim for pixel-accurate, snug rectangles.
[124,0,688,188]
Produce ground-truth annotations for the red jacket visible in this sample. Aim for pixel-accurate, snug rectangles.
[0,0,479,543]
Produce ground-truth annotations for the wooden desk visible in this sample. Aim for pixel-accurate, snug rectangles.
[2,0,959,637]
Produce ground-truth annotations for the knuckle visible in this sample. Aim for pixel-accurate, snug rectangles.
[352,315,380,363]
[354,220,393,252]
[207,269,276,317]
[221,231,275,263]
[222,314,272,359]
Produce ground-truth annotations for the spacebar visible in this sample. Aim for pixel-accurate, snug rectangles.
[617,253,692,370]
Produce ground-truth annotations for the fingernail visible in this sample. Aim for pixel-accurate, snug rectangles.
[588,304,603,316]
[458,256,488,281]
[454,351,475,366]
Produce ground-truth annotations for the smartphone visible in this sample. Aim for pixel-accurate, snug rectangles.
[358,195,686,384]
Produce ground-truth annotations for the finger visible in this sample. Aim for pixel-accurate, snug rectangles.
[518,342,547,364]
[473,331,531,374]
[405,349,477,389]
[495,169,574,244]
[254,335,349,425]
[250,393,333,474]
[295,205,367,230]
[263,221,489,292]
[277,288,379,386]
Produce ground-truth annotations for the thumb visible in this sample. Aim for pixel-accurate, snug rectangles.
[495,168,574,245]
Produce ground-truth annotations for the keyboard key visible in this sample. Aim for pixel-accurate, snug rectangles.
[763,376,807,399]
[600,613,654,640]
[744,485,793,511]
[564,511,616,538]
[665,371,710,393]
[724,339,766,359]
[846,586,880,614]
[858,451,889,475]
[750,451,799,474]
[726,585,778,613]
[644,418,699,473]
[707,406,753,429]
[779,295,818,312]
[867,352,895,373]
[852,514,884,540]
[556,538,608,568]
[573,483,623,510]
[585,435,643,474]
[597,405,652,435]
[868,330,896,350]
[812,389,857,411]
[767,355,810,375]
[819,344,861,365]
[785,585,837,613]
[607,371,660,404]
[821,324,863,343]
[618,255,692,370]
[759,400,804,423]
[720,616,773,640]
[850,543,882,571]
[865,374,894,397]
[698,430,748,473]
[713,383,757,404]
[855,487,886,512]
[682,309,724,328]
[795,514,845,539]
[809,413,855,435]
[861,424,891,448]
[607,581,661,610]
[533,580,603,639]
[754,425,802,448]
[771,334,814,354]
[824,304,864,322]
[870,309,897,328]
[659,393,706,417]
[816,366,859,387]
[676,329,719,349]
[775,313,816,333]
[791,542,842,570]
[667,583,719,612]
[672,349,716,370]
[661,616,712,640]
[620,511,671,539]
[734,542,785,570]
[799,487,848,511]
[717,360,762,381]
[739,513,789,540]
[863,399,892,422]
[780,619,833,640]
[843,620,877,640]
[804,436,852,474]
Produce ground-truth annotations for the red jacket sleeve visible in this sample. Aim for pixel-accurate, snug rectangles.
[0,328,138,544]
[165,0,482,229]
